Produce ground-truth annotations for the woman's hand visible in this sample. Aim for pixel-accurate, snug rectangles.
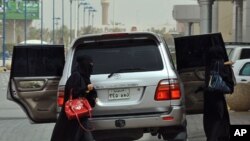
[224,60,234,65]
[87,84,94,91]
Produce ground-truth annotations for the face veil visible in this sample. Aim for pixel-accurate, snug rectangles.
[76,55,93,82]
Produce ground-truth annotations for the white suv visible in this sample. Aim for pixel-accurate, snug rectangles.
[8,32,223,141]
[226,42,250,62]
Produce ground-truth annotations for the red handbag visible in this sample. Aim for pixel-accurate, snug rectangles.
[65,97,92,120]
[64,90,93,131]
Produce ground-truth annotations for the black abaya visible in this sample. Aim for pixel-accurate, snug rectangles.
[203,60,231,141]
[51,68,97,141]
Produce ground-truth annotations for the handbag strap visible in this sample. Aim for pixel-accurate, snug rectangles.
[216,61,220,73]
[71,99,94,132]
[69,89,73,100]
[75,112,94,132]
[211,61,220,73]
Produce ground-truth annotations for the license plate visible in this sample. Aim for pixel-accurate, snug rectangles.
[108,89,130,100]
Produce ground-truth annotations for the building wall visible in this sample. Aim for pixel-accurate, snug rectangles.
[176,22,185,33]
[243,0,250,42]
[218,1,233,42]
[176,22,200,35]
[173,1,250,43]
[193,23,200,35]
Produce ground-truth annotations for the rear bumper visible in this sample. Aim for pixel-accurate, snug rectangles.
[90,106,185,131]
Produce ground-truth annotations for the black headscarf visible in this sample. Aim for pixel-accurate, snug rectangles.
[206,46,224,65]
[205,46,226,86]
[76,55,97,107]
[76,55,93,84]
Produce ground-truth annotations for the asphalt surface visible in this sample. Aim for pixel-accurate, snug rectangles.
[0,72,249,141]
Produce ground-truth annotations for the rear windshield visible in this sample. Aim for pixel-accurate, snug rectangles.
[72,39,163,74]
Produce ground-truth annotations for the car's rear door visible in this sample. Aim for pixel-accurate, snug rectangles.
[7,45,65,123]
[174,33,228,114]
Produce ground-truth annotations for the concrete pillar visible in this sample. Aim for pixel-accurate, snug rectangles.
[212,1,218,33]
[233,0,243,42]
[185,22,193,35]
[101,0,110,25]
[199,0,214,34]
[243,0,250,42]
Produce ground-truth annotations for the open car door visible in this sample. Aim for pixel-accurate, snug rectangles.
[174,33,228,114]
[7,45,65,123]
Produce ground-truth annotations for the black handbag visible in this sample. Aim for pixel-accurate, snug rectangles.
[207,61,233,94]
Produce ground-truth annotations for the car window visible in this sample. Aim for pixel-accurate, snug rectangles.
[239,62,250,76]
[71,39,163,74]
[11,46,65,77]
[226,48,234,60]
[240,49,250,59]
[162,38,176,69]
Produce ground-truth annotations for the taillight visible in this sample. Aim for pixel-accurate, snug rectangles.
[155,79,181,101]
[155,82,171,100]
[162,116,174,121]
[57,86,65,107]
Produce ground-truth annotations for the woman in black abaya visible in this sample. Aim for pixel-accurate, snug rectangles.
[51,55,97,141]
[204,46,234,141]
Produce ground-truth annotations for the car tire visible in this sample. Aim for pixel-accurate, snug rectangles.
[156,127,187,141]
[167,130,187,141]
[96,138,134,141]
[93,129,143,141]
[156,120,187,141]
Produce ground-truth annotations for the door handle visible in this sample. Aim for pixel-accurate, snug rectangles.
[241,79,247,82]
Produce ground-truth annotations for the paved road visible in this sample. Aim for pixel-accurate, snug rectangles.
[1,72,250,141]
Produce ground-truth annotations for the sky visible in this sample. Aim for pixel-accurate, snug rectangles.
[33,0,198,30]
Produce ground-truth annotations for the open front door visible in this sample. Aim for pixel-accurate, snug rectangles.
[174,33,228,114]
[7,45,65,123]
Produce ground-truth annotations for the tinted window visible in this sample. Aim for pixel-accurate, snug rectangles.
[11,46,65,77]
[240,49,250,59]
[72,39,163,74]
[240,63,250,76]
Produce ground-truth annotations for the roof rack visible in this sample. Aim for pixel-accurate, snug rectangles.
[225,42,250,45]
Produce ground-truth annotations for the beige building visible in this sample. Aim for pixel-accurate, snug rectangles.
[217,1,233,42]
[173,0,250,42]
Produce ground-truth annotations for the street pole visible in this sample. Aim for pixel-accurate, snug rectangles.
[77,2,81,36]
[83,7,86,29]
[88,8,91,27]
[54,17,60,44]
[25,0,27,44]
[91,10,96,27]
[70,0,72,43]
[113,0,115,30]
[75,0,79,38]
[13,20,16,44]
[62,0,64,43]
[41,0,43,44]
[82,3,89,31]
[2,0,6,66]
[92,12,94,27]
[53,0,55,44]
